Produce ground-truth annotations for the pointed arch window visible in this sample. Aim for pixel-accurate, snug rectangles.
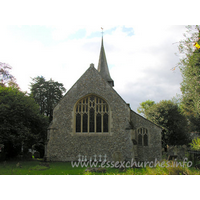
[137,128,148,146]
[75,95,109,133]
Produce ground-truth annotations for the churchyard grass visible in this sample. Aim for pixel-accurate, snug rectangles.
[0,159,200,175]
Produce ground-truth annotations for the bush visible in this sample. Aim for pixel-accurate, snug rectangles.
[190,137,200,151]
[0,152,6,161]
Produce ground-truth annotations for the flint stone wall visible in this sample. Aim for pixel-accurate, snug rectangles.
[47,66,162,162]
[47,66,133,162]
[130,111,162,161]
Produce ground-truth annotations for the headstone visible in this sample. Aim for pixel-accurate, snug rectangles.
[82,156,85,161]
[34,151,40,158]
[94,154,97,162]
[99,154,102,162]
[78,154,81,161]
[26,152,32,159]
[103,154,107,162]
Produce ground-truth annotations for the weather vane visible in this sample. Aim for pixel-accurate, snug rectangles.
[101,27,104,36]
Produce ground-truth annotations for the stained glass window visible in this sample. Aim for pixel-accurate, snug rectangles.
[137,128,148,146]
[144,134,148,146]
[75,95,109,133]
[76,114,81,132]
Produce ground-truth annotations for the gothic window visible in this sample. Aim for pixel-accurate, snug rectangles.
[137,128,148,146]
[138,134,142,145]
[76,114,81,132]
[75,95,109,133]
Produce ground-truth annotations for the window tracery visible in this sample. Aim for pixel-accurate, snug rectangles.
[75,95,109,133]
[137,128,148,146]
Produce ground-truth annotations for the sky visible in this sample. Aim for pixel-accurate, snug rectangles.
[0,0,198,197]
[0,0,196,113]
[0,25,187,111]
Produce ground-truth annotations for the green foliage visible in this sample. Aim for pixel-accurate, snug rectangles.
[0,86,48,158]
[190,137,200,151]
[30,76,66,122]
[177,25,200,132]
[137,100,155,118]
[139,100,189,146]
[0,62,19,88]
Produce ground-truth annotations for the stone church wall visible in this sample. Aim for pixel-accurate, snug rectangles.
[47,65,133,162]
[130,111,162,161]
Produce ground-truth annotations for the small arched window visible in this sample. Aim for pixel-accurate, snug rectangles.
[75,95,109,133]
[137,128,148,146]
[138,134,142,145]
[144,129,148,146]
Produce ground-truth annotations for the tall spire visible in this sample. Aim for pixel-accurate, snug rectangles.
[97,36,114,87]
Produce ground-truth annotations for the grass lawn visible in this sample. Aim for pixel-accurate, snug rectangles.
[0,159,200,175]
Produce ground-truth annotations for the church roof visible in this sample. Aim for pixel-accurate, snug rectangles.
[97,37,114,87]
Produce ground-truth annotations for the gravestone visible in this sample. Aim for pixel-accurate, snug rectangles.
[24,152,32,160]
[34,151,40,158]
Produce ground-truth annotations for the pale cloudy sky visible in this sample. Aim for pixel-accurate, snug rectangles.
[1,0,198,196]
[0,25,187,111]
[0,0,196,112]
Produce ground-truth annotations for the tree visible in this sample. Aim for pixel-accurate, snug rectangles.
[177,25,200,132]
[138,100,189,146]
[190,137,200,151]
[0,62,18,88]
[137,100,155,118]
[0,86,48,158]
[30,76,66,122]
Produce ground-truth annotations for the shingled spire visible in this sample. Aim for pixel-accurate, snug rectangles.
[97,37,114,87]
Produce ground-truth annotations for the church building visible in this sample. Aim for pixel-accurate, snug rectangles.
[46,37,162,162]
